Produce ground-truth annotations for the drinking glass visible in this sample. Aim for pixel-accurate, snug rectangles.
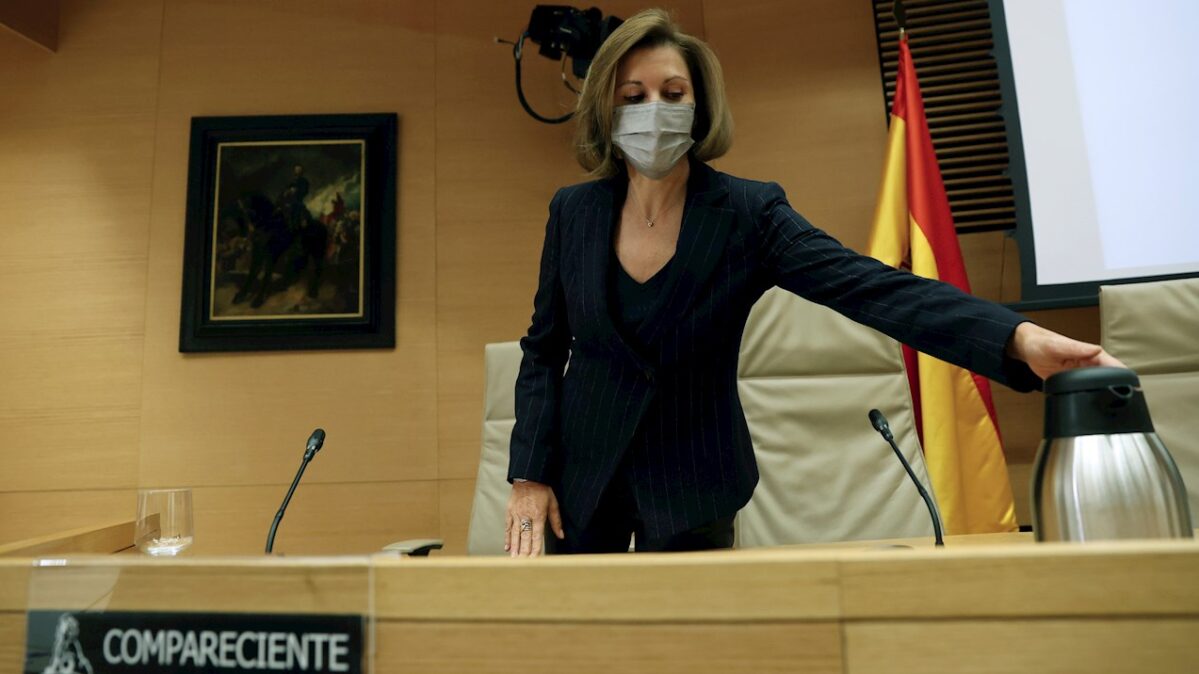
[135,488,194,556]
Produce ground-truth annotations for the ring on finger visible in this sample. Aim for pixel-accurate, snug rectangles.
[520,519,533,532]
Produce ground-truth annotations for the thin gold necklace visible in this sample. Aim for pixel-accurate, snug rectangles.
[627,181,677,228]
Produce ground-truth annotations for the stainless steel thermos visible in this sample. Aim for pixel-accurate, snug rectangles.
[1031,367,1193,542]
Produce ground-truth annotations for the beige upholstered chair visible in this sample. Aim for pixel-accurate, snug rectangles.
[735,287,935,546]
[1100,277,1199,519]
[383,342,519,557]
[465,342,525,556]
[459,289,937,553]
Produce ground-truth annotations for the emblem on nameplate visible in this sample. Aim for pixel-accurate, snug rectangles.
[41,614,93,674]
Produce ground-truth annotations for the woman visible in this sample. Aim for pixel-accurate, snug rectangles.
[505,9,1120,556]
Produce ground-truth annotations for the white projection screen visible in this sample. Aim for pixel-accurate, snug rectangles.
[990,0,1199,307]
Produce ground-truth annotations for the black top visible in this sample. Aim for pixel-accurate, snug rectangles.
[610,251,673,351]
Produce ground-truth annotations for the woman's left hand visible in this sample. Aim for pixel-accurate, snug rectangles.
[1006,321,1126,380]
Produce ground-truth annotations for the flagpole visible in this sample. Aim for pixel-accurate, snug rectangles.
[893,0,907,41]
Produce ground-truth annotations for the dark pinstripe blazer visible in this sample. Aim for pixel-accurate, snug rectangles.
[509,159,1038,541]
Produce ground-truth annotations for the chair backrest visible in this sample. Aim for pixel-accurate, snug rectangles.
[466,342,523,556]
[1100,277,1199,519]
[468,290,936,552]
[735,287,934,546]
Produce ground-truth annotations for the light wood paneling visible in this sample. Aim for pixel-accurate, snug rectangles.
[376,621,843,674]
[0,0,159,527]
[838,541,1199,619]
[783,530,1031,551]
[958,231,1007,302]
[137,301,439,489]
[0,566,31,611]
[187,480,439,556]
[0,614,22,674]
[845,618,1199,674]
[0,518,133,557]
[706,0,887,251]
[1026,306,1102,345]
[376,538,1199,624]
[0,557,370,613]
[373,551,843,622]
[135,0,440,548]
[992,380,1044,465]
[3,541,1198,672]
[0,489,135,545]
[21,560,370,614]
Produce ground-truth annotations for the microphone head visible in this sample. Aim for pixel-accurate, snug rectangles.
[868,409,892,438]
[306,428,326,453]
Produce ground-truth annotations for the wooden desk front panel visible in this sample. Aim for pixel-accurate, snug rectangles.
[846,618,1199,674]
[1,540,1197,673]
[377,622,841,674]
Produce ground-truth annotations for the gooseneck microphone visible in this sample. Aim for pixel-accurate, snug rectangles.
[868,410,944,547]
[265,428,326,554]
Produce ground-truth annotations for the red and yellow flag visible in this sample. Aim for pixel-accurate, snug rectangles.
[866,35,1017,534]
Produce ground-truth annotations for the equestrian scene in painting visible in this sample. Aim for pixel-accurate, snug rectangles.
[210,141,364,319]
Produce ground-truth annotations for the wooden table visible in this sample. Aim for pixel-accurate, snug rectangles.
[2,534,1196,672]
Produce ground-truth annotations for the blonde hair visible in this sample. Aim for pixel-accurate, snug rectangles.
[573,9,733,178]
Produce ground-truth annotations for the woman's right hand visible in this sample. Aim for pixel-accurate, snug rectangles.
[505,480,565,557]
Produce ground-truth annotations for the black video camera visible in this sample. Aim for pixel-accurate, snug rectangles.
[526,5,623,80]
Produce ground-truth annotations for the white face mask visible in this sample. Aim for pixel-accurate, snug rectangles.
[611,101,696,179]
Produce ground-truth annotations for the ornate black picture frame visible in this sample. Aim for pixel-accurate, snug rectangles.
[179,113,396,352]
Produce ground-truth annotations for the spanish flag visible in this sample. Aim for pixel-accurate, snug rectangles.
[866,35,1017,534]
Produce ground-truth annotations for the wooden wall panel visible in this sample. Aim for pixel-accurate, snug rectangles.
[958,231,1007,302]
[135,0,439,553]
[189,480,438,556]
[0,489,134,544]
[0,614,21,674]
[0,0,160,539]
[706,0,888,251]
[999,232,1023,302]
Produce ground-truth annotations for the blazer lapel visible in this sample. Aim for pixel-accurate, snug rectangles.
[578,161,733,366]
[635,162,734,347]
[581,178,652,371]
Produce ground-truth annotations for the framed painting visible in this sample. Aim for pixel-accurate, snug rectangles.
[179,113,396,352]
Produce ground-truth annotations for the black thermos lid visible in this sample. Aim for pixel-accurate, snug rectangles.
[1043,367,1155,438]
[1044,366,1142,395]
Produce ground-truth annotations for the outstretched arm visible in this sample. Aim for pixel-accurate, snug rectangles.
[754,181,1119,390]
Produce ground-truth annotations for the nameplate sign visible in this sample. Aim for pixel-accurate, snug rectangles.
[24,610,363,673]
